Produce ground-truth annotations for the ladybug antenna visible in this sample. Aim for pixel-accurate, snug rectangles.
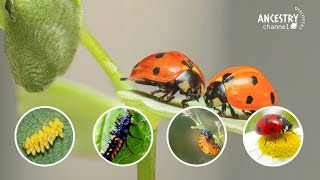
[120,77,129,81]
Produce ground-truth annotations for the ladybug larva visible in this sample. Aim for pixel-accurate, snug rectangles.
[198,130,220,156]
[23,118,64,156]
[204,66,278,119]
[121,51,205,107]
[102,111,144,162]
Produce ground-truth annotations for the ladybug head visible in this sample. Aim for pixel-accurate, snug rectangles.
[200,129,213,139]
[176,69,205,100]
[204,81,226,107]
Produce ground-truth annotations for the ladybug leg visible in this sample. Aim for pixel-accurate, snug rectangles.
[116,114,121,122]
[151,89,162,95]
[218,103,227,117]
[128,131,143,140]
[228,103,239,119]
[159,87,178,103]
[132,120,145,126]
[182,98,196,107]
[242,110,254,117]
[213,107,222,113]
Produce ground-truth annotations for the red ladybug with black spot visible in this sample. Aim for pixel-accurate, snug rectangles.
[121,51,205,107]
[204,66,278,119]
[255,114,293,136]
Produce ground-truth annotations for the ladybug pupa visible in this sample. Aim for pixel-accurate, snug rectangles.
[121,51,205,107]
[23,118,64,156]
[198,130,220,156]
[204,66,278,119]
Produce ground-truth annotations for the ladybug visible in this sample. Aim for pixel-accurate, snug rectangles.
[204,66,278,119]
[198,130,220,155]
[121,51,205,107]
[102,111,144,162]
[255,114,293,136]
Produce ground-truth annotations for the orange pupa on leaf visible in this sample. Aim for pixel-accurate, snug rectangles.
[23,118,64,156]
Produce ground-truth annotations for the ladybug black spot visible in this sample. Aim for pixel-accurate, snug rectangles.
[225,76,235,83]
[223,73,235,83]
[251,76,258,85]
[265,118,270,124]
[222,73,231,81]
[155,53,165,58]
[257,127,261,132]
[271,127,275,131]
[153,67,160,75]
[181,60,188,66]
[270,92,275,104]
[246,96,253,104]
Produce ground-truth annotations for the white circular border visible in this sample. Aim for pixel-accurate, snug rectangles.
[92,106,154,167]
[242,106,304,167]
[14,106,76,167]
[166,106,227,167]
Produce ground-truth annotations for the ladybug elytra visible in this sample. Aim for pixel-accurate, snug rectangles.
[204,66,278,119]
[121,51,205,107]
[255,114,293,136]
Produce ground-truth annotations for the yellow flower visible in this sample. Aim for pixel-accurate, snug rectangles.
[258,130,301,160]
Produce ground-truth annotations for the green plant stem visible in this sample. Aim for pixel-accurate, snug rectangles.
[80,26,131,91]
[0,0,5,29]
[187,110,206,130]
[137,129,157,180]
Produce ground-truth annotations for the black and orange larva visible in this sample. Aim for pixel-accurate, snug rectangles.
[102,111,144,162]
[198,130,220,156]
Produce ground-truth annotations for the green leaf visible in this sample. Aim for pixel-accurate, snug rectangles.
[18,80,123,156]
[95,108,152,164]
[4,0,82,92]
[16,108,73,164]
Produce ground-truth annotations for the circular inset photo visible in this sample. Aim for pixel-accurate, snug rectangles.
[167,107,227,167]
[243,106,303,167]
[15,106,75,167]
[93,106,153,166]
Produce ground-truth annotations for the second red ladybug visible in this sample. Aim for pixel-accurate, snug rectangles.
[204,66,278,119]
[121,51,205,107]
[255,114,293,136]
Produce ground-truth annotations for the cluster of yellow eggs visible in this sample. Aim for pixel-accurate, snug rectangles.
[23,118,64,156]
